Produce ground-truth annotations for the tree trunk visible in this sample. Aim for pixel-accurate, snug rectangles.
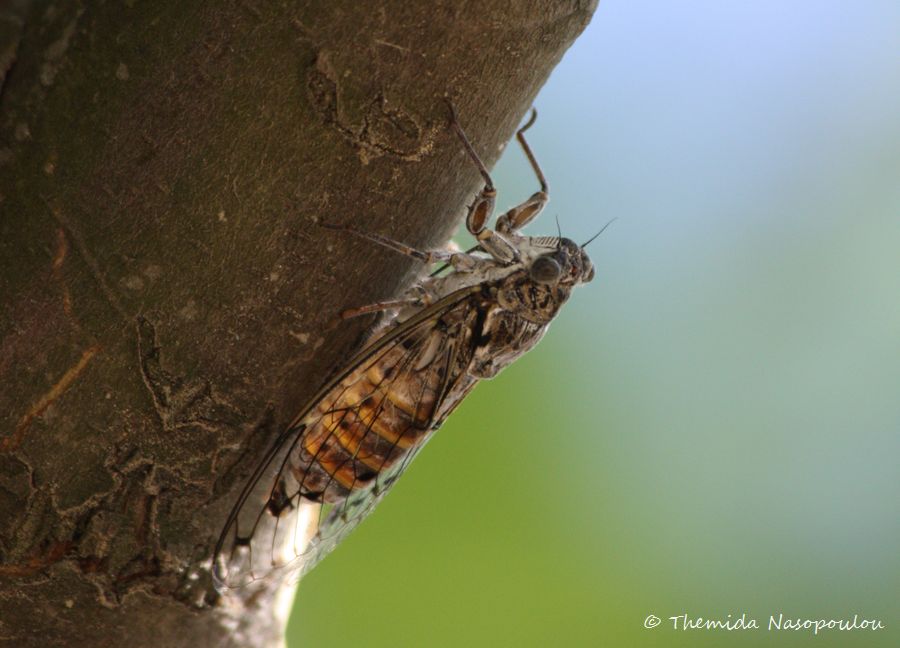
[0,1,598,646]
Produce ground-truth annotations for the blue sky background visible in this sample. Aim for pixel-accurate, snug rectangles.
[290,3,900,646]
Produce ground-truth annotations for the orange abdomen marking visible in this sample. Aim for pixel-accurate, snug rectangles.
[295,334,446,499]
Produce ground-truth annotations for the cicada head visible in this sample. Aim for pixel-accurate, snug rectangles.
[520,236,594,287]
[493,236,594,324]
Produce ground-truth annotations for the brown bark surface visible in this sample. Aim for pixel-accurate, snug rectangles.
[0,1,598,646]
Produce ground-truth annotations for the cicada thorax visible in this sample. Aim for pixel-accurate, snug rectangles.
[497,274,570,322]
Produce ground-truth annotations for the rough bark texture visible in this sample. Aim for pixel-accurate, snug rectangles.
[0,1,598,646]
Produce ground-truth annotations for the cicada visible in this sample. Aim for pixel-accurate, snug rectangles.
[213,103,600,588]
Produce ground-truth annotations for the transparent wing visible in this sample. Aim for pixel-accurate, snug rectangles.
[212,286,481,589]
[295,440,426,581]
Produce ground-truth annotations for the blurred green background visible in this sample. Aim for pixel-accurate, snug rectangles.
[289,2,899,646]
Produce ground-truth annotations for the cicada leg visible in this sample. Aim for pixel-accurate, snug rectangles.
[495,109,549,235]
[319,222,456,265]
[447,102,549,262]
[320,223,491,322]
[445,100,496,236]
[340,294,430,320]
[319,221,491,277]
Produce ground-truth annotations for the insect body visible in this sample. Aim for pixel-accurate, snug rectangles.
[213,104,597,587]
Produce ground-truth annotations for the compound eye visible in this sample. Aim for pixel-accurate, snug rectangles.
[580,251,595,283]
[529,255,562,284]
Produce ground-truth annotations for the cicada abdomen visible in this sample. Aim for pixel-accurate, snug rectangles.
[213,103,599,588]
[293,309,479,505]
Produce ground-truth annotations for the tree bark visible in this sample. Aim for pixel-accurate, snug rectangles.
[0,1,598,646]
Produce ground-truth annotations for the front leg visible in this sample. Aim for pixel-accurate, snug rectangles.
[495,109,550,234]
[446,101,518,263]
